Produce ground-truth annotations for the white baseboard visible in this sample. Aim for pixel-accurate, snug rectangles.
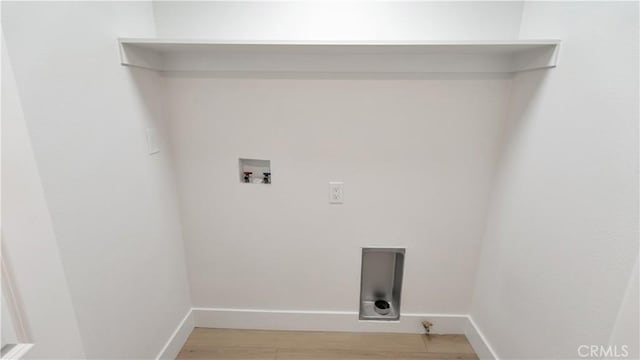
[192,307,468,334]
[465,316,498,360]
[156,309,194,360]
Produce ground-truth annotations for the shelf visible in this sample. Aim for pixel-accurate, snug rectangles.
[118,38,560,73]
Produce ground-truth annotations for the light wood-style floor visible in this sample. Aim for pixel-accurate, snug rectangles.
[177,328,479,360]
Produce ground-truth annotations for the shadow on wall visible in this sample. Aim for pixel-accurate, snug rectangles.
[127,68,170,138]
[158,71,514,81]
[493,69,549,174]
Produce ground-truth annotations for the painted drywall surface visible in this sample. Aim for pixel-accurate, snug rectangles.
[2,2,191,358]
[1,292,18,347]
[154,0,524,320]
[166,75,511,314]
[152,1,523,41]
[608,256,639,359]
[470,2,639,358]
[2,36,86,359]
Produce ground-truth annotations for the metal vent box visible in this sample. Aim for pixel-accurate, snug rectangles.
[359,248,405,321]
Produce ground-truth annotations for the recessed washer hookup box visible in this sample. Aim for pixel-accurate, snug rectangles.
[359,247,405,321]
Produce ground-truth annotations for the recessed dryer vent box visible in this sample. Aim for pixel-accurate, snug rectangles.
[359,248,405,321]
[239,158,271,184]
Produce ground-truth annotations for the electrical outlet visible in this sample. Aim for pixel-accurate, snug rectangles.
[329,182,344,204]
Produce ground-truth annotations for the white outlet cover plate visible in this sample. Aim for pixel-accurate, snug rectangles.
[329,182,344,204]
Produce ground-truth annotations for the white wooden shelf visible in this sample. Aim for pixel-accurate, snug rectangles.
[118,38,560,73]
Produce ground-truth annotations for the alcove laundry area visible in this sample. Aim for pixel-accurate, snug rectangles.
[2,2,638,359]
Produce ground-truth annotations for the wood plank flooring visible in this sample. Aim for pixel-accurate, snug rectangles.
[177,328,479,360]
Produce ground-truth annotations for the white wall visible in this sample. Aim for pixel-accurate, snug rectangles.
[166,75,511,315]
[2,2,191,358]
[1,292,18,348]
[153,0,525,321]
[152,1,524,41]
[2,35,86,359]
[470,2,639,358]
[609,256,639,359]
[4,1,637,358]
